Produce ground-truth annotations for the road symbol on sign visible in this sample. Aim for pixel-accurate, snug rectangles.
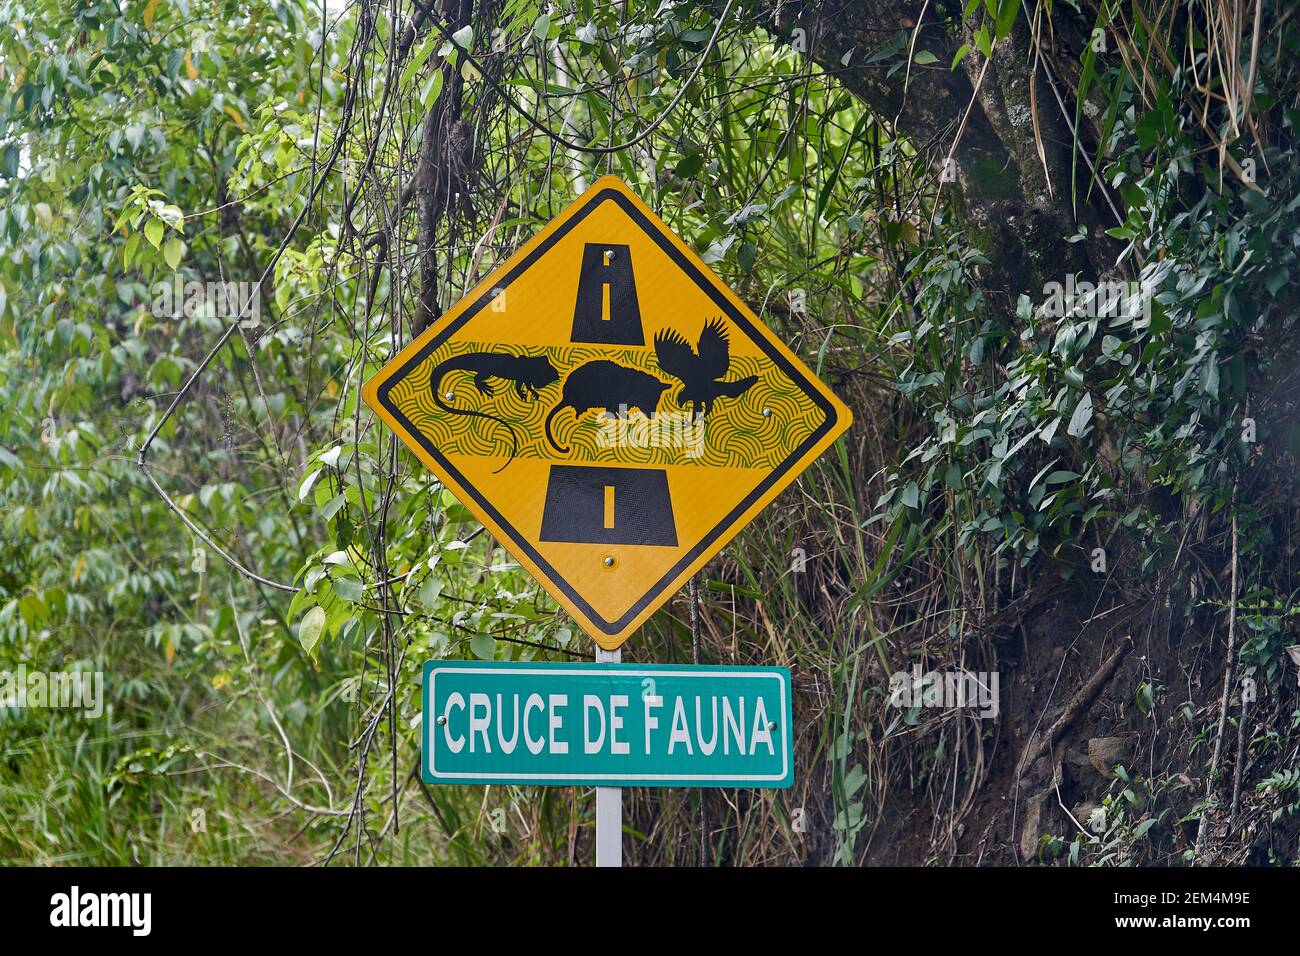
[363,176,851,650]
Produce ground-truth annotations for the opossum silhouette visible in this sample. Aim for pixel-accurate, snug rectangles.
[544,360,670,454]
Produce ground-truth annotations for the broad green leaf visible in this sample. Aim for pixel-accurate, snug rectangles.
[299,469,322,501]
[418,575,443,608]
[299,606,326,659]
[421,71,444,110]
[900,481,920,508]
[124,231,141,268]
[320,493,346,520]
[333,575,363,602]
[993,0,1019,40]
[1067,391,1093,437]
[163,236,184,270]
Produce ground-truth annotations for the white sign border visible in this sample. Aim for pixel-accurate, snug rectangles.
[426,665,790,784]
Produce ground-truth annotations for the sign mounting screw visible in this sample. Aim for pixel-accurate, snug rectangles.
[437,715,447,726]
[767,721,777,731]
[360,176,853,653]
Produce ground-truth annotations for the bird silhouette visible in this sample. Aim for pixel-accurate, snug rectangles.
[653,318,758,421]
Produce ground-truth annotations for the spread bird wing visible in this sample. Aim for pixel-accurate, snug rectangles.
[653,327,697,382]
[696,317,732,380]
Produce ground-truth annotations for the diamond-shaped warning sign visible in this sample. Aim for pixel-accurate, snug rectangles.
[363,176,851,650]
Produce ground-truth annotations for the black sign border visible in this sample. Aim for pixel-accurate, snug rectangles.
[376,187,838,636]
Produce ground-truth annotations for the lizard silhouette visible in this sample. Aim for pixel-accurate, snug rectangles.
[430,351,560,473]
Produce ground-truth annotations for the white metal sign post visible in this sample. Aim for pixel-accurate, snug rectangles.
[421,654,793,867]
[371,177,845,869]
[594,646,622,867]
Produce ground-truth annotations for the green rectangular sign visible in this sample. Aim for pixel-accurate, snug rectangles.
[422,661,792,787]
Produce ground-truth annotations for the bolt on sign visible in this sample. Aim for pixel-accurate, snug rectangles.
[363,176,851,650]
[423,661,793,787]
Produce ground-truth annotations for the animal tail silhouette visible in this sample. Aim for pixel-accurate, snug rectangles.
[433,391,519,474]
[544,402,570,454]
[717,375,758,399]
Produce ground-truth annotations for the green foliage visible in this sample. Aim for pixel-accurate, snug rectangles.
[1,0,1297,866]
[877,20,1300,633]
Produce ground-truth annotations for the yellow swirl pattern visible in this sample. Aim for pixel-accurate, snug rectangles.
[386,339,824,468]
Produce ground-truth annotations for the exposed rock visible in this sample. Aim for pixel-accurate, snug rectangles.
[1088,736,1134,779]
[1019,790,1051,861]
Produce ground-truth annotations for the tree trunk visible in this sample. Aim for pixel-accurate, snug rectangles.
[414,0,478,336]
[761,0,1119,309]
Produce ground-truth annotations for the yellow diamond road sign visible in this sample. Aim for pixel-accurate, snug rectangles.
[363,176,851,650]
